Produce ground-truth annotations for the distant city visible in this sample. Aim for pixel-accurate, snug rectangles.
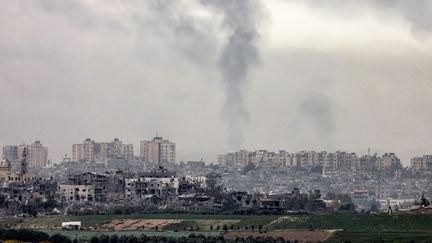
[1,135,431,218]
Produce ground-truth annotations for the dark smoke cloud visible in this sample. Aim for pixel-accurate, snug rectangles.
[201,0,264,150]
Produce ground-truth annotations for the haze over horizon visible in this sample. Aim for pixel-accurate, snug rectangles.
[1,0,432,165]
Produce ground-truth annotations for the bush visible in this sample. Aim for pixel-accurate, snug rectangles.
[90,236,100,243]
[1,229,49,242]
[109,234,119,243]
[50,233,72,243]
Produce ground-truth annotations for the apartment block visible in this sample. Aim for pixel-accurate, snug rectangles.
[140,136,176,164]
[72,138,134,162]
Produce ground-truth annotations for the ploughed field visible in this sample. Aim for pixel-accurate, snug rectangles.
[1,213,432,242]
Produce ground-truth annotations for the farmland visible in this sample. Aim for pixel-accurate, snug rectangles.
[1,213,432,242]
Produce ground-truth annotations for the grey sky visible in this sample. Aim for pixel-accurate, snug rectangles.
[1,0,432,165]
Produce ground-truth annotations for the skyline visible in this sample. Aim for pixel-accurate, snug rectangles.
[0,135,428,166]
[1,0,432,164]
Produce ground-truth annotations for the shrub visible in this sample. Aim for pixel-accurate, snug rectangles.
[50,234,72,243]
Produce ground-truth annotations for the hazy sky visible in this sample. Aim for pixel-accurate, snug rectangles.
[1,0,432,165]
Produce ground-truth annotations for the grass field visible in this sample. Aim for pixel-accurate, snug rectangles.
[2,213,432,242]
[41,230,222,239]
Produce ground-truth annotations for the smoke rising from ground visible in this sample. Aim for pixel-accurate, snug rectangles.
[201,0,264,150]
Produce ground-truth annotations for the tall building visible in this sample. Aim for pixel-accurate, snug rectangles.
[72,143,84,162]
[380,153,401,169]
[410,155,432,170]
[140,136,176,164]
[2,145,19,162]
[2,141,48,167]
[72,138,134,162]
[411,157,426,170]
[28,141,48,167]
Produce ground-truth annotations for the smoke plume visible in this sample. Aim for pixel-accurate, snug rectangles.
[201,0,264,150]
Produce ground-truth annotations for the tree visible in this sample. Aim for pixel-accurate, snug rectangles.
[50,234,72,243]
[43,196,58,210]
[205,172,223,201]
[2,229,49,242]
[339,203,356,211]
[421,194,430,207]
[222,196,239,212]
[370,203,379,212]
[99,235,109,243]
[90,236,100,243]
[275,236,285,243]
[109,234,119,243]
[0,194,5,208]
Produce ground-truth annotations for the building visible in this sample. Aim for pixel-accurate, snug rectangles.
[66,171,126,201]
[59,184,95,202]
[0,158,37,190]
[140,136,176,164]
[380,153,401,169]
[358,154,380,170]
[72,138,134,162]
[72,143,84,162]
[411,157,426,170]
[27,141,48,167]
[2,145,19,163]
[3,141,48,167]
[411,155,432,171]
[125,169,179,198]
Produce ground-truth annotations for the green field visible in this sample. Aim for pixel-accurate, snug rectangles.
[41,230,222,239]
[2,213,432,242]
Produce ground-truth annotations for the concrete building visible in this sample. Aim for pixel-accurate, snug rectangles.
[2,145,19,163]
[0,158,37,190]
[140,136,175,164]
[72,138,134,162]
[380,153,401,169]
[410,155,432,171]
[358,154,380,170]
[59,184,95,202]
[125,169,179,198]
[411,157,426,170]
[72,143,84,162]
[27,141,48,167]
[3,141,48,167]
[218,150,301,169]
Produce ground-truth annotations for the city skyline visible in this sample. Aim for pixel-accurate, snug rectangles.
[3,135,432,167]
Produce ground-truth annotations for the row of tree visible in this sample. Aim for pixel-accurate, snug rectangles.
[89,234,290,243]
[0,229,293,243]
